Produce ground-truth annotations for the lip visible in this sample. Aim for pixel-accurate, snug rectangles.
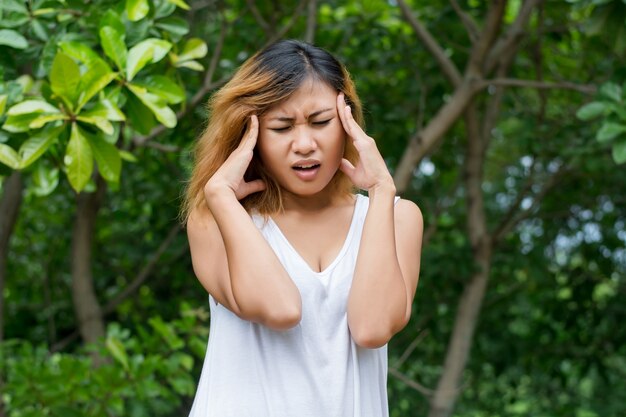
[291,159,321,181]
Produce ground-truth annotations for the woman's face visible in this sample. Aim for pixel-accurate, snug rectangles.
[257,79,346,198]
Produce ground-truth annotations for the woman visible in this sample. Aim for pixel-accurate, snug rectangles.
[182,39,423,417]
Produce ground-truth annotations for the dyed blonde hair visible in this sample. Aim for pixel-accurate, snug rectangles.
[180,40,363,224]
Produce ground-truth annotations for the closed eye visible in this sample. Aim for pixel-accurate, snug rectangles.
[312,119,331,126]
[269,126,291,132]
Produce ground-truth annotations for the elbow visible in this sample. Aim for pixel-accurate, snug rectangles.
[261,304,302,331]
[350,325,393,349]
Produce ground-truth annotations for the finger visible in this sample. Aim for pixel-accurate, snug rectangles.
[344,105,367,140]
[241,179,266,197]
[337,93,351,136]
[239,115,259,151]
[339,158,356,178]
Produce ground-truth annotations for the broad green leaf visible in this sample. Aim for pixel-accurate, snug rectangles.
[600,83,622,103]
[100,26,127,71]
[166,0,190,10]
[88,134,121,183]
[50,52,80,110]
[2,113,42,132]
[32,162,59,196]
[155,16,189,39]
[133,75,185,104]
[65,123,94,192]
[7,100,60,116]
[175,60,204,71]
[18,126,63,168]
[0,144,20,169]
[106,335,129,371]
[126,0,150,22]
[126,39,172,81]
[76,115,114,135]
[0,95,7,116]
[576,102,606,121]
[612,140,626,164]
[15,75,33,93]
[32,8,55,16]
[119,149,138,162]
[59,41,112,72]
[29,113,68,129]
[127,84,176,127]
[81,100,125,122]
[99,10,125,36]
[77,61,118,110]
[178,38,208,61]
[1,0,28,13]
[596,122,626,143]
[148,317,184,349]
[125,93,155,134]
[0,29,28,49]
[30,19,48,42]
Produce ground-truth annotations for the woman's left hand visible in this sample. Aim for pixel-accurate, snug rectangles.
[337,93,395,193]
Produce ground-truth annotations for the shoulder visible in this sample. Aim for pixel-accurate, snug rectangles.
[394,198,423,232]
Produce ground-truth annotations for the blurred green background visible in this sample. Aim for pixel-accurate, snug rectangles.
[1,0,625,416]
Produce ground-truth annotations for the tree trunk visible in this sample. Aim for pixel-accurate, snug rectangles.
[0,171,24,417]
[71,176,106,345]
[0,171,23,344]
[428,103,492,417]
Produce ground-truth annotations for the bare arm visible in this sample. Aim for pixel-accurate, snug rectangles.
[337,94,423,348]
[187,116,302,330]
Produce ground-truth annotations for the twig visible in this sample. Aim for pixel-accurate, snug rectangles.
[388,367,434,397]
[449,0,479,42]
[477,78,596,94]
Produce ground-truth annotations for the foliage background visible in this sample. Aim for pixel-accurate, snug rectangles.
[1,1,625,417]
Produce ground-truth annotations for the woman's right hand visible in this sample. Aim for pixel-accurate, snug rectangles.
[204,115,266,202]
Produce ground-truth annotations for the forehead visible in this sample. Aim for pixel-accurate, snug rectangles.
[265,79,337,116]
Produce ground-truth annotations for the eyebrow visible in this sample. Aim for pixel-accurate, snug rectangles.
[268,108,334,122]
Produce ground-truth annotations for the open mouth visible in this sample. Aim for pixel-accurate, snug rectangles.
[292,164,321,171]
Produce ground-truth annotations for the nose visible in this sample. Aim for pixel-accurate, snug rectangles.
[291,126,317,155]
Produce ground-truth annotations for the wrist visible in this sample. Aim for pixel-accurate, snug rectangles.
[204,181,237,207]
[368,179,396,199]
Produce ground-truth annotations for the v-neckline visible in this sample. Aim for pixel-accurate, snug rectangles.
[268,194,361,276]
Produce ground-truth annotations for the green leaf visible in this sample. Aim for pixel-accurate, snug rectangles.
[175,60,204,71]
[65,123,94,192]
[155,16,189,39]
[126,0,150,22]
[30,19,48,42]
[0,144,20,169]
[77,61,118,111]
[126,39,172,81]
[600,82,622,103]
[32,162,59,196]
[2,113,42,132]
[59,41,112,72]
[119,150,138,162]
[106,335,129,371]
[127,84,176,127]
[7,100,60,116]
[166,0,190,10]
[100,26,128,71]
[576,102,606,121]
[50,52,80,110]
[596,122,626,143]
[29,113,68,129]
[133,75,185,104]
[18,126,63,168]
[99,10,125,36]
[81,100,126,122]
[125,93,155,134]
[612,140,626,164]
[88,134,121,183]
[0,29,28,49]
[76,115,114,135]
[178,38,208,61]
[148,317,184,349]
[0,94,7,116]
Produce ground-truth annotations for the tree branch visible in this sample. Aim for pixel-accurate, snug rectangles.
[449,0,479,43]
[467,0,506,75]
[397,0,462,87]
[305,0,317,44]
[246,0,272,36]
[388,367,434,397]
[266,0,308,45]
[478,78,597,94]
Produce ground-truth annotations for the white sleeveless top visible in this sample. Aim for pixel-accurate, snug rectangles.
[188,194,391,417]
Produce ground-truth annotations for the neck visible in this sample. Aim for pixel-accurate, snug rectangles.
[280,188,353,213]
